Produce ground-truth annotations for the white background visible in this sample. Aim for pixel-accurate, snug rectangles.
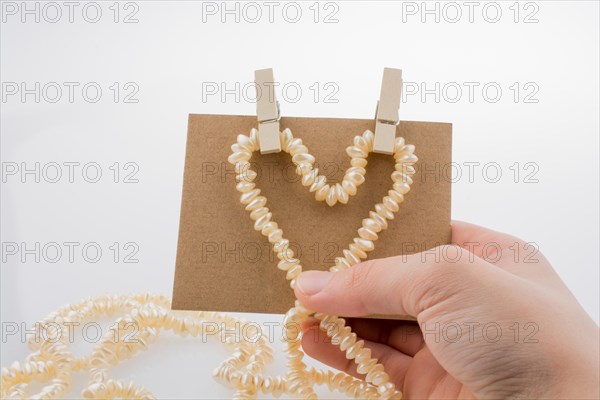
[1,1,598,398]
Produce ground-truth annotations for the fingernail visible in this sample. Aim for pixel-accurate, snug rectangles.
[296,271,332,296]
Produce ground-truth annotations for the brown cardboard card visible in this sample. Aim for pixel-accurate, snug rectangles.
[172,114,452,318]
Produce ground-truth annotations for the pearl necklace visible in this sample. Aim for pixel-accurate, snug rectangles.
[1,129,416,399]
[1,294,399,399]
[228,128,417,399]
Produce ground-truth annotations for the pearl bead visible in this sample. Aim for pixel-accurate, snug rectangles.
[383,196,399,213]
[346,146,368,158]
[280,128,293,148]
[267,229,283,243]
[342,179,357,196]
[362,218,382,233]
[351,158,368,168]
[356,348,372,363]
[285,136,301,149]
[296,162,312,176]
[315,184,329,202]
[260,221,278,235]
[358,227,378,241]
[292,153,315,165]
[387,190,404,204]
[309,176,327,193]
[395,144,415,156]
[371,371,389,386]
[234,161,250,173]
[399,164,416,175]
[392,170,413,184]
[273,239,290,254]
[375,203,395,220]
[290,144,309,156]
[237,134,256,152]
[347,166,367,176]
[236,170,257,183]
[357,358,378,374]
[378,382,398,399]
[345,340,364,359]
[236,182,255,193]
[336,184,349,205]
[393,181,411,194]
[339,332,357,351]
[397,154,418,164]
[254,213,272,231]
[362,130,374,150]
[286,264,302,280]
[228,151,251,164]
[326,186,338,207]
[366,364,385,383]
[353,136,369,152]
[249,207,269,220]
[277,248,295,261]
[245,196,267,211]
[277,259,298,271]
[349,243,367,259]
[393,137,405,152]
[230,143,248,155]
[353,238,375,252]
[346,171,365,186]
[301,168,318,186]
[331,326,351,344]
[343,249,360,266]
[369,211,388,230]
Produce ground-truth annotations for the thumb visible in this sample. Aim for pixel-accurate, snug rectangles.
[294,245,494,319]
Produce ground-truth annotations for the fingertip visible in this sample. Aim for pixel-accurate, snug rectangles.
[294,270,333,299]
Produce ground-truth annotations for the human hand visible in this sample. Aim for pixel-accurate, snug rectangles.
[294,221,600,399]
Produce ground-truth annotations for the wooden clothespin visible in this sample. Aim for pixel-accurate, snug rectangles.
[373,68,403,155]
[255,68,281,154]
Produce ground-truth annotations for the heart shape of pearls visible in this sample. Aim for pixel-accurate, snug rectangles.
[228,128,417,399]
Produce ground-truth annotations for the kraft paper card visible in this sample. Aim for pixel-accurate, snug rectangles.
[172,114,452,316]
